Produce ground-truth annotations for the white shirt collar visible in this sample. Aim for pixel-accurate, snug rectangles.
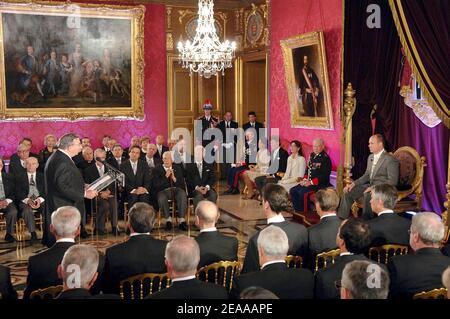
[267,214,285,224]
[378,209,394,216]
[373,149,385,161]
[320,213,337,220]
[163,165,172,171]
[56,238,75,243]
[172,275,196,283]
[200,227,217,233]
[261,260,286,269]
[60,149,73,161]
[130,232,150,237]
[272,147,280,155]
[27,172,36,178]
[340,252,354,257]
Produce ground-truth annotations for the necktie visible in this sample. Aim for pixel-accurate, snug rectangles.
[117,158,121,166]
[132,162,137,175]
[28,174,39,198]
[227,122,230,129]
[0,178,5,200]
[98,166,104,176]
[197,163,202,179]
[148,158,154,168]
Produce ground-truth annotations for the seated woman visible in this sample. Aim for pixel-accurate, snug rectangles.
[278,140,306,191]
[241,138,270,199]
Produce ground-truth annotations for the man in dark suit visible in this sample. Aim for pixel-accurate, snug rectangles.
[101,203,167,294]
[101,135,113,160]
[9,138,39,176]
[120,146,152,208]
[197,99,219,148]
[217,111,239,179]
[315,219,373,299]
[143,144,162,177]
[194,201,238,268]
[231,225,314,299]
[23,206,80,299]
[83,149,118,236]
[185,145,217,210]
[14,157,45,245]
[388,212,450,299]
[154,135,169,160]
[0,158,18,243]
[153,151,188,231]
[76,146,95,171]
[242,111,264,143]
[367,184,411,246]
[147,235,228,299]
[44,133,98,247]
[56,244,119,299]
[139,136,151,160]
[107,143,126,169]
[0,265,17,299]
[241,183,308,274]
[123,136,141,159]
[338,134,399,220]
[290,138,332,214]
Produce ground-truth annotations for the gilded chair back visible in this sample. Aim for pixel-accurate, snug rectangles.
[285,255,303,268]
[30,285,64,299]
[368,244,409,264]
[413,288,448,299]
[119,273,171,299]
[196,260,241,292]
[315,248,341,272]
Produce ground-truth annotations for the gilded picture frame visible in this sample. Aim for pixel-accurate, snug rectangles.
[0,1,145,121]
[280,31,333,129]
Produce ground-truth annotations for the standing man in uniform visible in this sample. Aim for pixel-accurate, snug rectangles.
[198,99,219,149]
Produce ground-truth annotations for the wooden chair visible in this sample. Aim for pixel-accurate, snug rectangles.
[196,260,241,292]
[315,248,341,272]
[413,288,448,299]
[119,273,171,299]
[285,255,303,268]
[368,244,409,264]
[30,285,64,299]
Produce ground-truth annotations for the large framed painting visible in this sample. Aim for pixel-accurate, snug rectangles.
[280,31,333,129]
[0,1,145,120]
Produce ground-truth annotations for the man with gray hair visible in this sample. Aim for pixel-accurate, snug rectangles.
[231,225,314,299]
[194,201,238,268]
[367,184,410,246]
[340,260,390,299]
[442,266,450,299]
[56,244,119,299]
[147,235,228,299]
[23,206,81,299]
[388,212,450,298]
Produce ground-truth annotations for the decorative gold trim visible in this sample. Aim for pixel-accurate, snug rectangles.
[166,32,174,51]
[178,8,195,25]
[243,3,266,49]
[166,6,172,29]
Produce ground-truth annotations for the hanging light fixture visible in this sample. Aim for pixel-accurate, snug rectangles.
[177,0,237,79]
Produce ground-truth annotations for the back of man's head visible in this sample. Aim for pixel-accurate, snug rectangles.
[315,188,339,215]
[58,133,79,150]
[341,260,389,299]
[60,244,99,290]
[240,287,279,299]
[410,212,445,248]
[442,266,450,298]
[129,202,155,234]
[165,235,200,276]
[195,201,219,229]
[51,206,81,239]
[371,184,398,211]
[338,219,371,254]
[257,225,289,262]
[262,183,289,215]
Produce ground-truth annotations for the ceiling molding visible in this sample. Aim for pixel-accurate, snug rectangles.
[143,0,264,10]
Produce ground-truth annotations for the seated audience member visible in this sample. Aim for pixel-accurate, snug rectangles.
[123,135,141,159]
[0,158,18,243]
[81,137,91,148]
[83,149,118,236]
[144,143,162,175]
[338,134,399,220]
[278,140,306,192]
[153,151,188,231]
[290,138,332,213]
[139,136,151,160]
[231,225,314,299]
[154,135,169,160]
[254,135,289,194]
[443,266,450,299]
[367,184,411,246]
[101,135,112,159]
[240,287,279,299]
[241,138,271,200]
[76,146,95,170]
[38,134,57,169]
[101,203,167,294]
[242,184,308,274]
[107,143,126,169]
[172,138,190,171]
[167,138,177,151]
[315,219,372,299]
[340,260,390,299]
[307,188,341,261]
[0,265,18,299]
[57,244,119,299]
[186,145,217,210]
[194,201,238,268]
[72,137,90,166]
[15,157,45,245]
[9,143,31,176]
[23,206,80,299]
[147,235,228,299]
[388,212,450,299]
[106,138,117,160]
[120,146,151,207]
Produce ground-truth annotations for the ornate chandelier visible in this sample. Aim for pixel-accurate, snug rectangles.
[177,0,237,79]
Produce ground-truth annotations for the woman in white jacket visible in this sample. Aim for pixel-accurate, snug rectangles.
[278,140,306,191]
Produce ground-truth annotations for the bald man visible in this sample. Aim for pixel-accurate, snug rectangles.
[194,201,238,268]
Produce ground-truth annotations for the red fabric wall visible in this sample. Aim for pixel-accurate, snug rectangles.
[270,0,342,169]
[0,2,167,157]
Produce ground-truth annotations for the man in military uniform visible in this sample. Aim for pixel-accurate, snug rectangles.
[289,138,332,213]
[198,99,219,148]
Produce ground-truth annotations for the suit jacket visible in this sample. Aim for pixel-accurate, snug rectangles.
[14,170,45,202]
[198,115,219,146]
[354,151,399,187]
[367,212,411,246]
[83,163,115,194]
[101,234,167,294]
[8,152,39,176]
[143,156,162,179]
[241,220,308,274]
[120,159,152,195]
[44,150,86,218]
[56,288,120,299]
[0,172,15,201]
[217,120,239,142]
[146,278,228,299]
[76,159,95,171]
[388,248,450,299]
[267,147,289,175]
[107,156,127,170]
[0,265,18,299]
[243,121,265,142]
[230,262,314,299]
[315,254,370,299]
[195,231,238,268]
[152,164,186,193]
[185,161,216,197]
[307,215,341,263]
[154,145,169,160]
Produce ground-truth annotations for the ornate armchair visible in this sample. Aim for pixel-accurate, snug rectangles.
[30,285,63,299]
[368,244,409,264]
[413,288,448,299]
[285,255,303,268]
[315,248,341,272]
[119,273,171,299]
[196,260,241,292]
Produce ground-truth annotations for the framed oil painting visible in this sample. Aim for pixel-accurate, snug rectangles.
[280,31,333,129]
[0,1,145,120]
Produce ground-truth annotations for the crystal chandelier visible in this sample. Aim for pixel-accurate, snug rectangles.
[177,0,237,79]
